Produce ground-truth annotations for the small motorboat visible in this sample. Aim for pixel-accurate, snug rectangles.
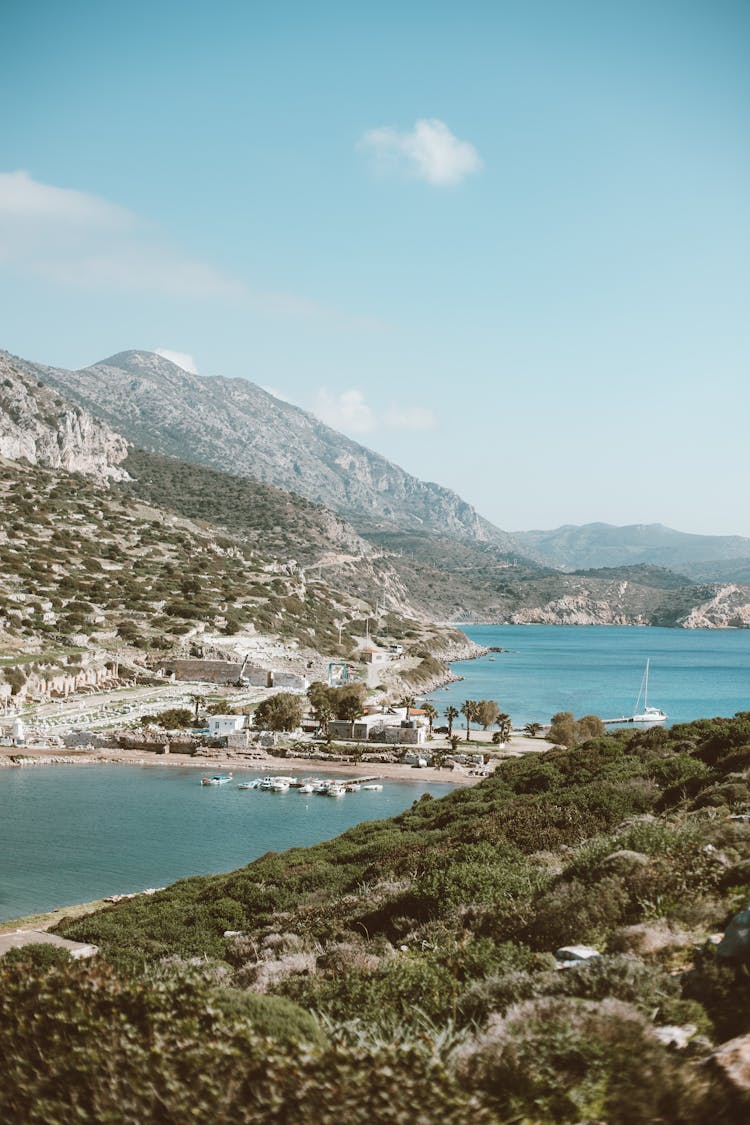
[298,782,315,794]
[361,783,383,791]
[237,780,260,790]
[326,783,346,798]
[201,774,233,786]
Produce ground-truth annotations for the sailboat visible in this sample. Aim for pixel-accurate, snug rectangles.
[630,658,667,723]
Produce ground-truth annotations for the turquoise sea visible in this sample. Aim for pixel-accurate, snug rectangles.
[437,625,750,728]
[0,767,452,923]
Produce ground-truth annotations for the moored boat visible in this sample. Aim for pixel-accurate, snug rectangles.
[201,774,233,786]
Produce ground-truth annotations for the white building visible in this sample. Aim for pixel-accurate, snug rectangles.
[207,714,246,737]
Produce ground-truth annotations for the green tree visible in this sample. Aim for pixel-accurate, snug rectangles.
[253,693,304,732]
[474,699,499,731]
[307,682,335,735]
[336,684,366,722]
[524,722,543,738]
[461,700,478,742]
[547,711,578,748]
[577,714,606,740]
[140,708,193,729]
[445,705,459,738]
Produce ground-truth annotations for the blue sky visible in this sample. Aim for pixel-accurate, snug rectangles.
[1,0,748,535]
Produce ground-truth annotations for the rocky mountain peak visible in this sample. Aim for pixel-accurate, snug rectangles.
[0,351,129,482]
[26,348,524,553]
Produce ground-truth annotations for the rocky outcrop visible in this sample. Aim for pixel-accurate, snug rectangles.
[678,585,750,629]
[509,594,642,626]
[0,352,128,481]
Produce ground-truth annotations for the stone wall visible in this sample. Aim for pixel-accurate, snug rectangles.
[160,659,307,690]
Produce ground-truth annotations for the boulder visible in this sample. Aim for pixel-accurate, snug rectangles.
[716,908,750,964]
[600,849,649,874]
[607,919,694,957]
[708,1033,750,1101]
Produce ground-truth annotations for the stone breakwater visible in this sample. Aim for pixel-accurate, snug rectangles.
[0,754,108,768]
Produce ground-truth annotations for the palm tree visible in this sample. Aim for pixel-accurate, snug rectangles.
[496,713,512,744]
[524,722,543,738]
[461,699,478,742]
[190,693,205,725]
[445,705,459,738]
[422,702,438,736]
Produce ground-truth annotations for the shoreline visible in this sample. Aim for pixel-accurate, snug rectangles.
[0,729,553,785]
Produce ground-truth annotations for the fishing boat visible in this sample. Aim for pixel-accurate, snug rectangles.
[326,783,346,798]
[361,783,383,791]
[237,779,260,790]
[201,774,233,786]
[298,782,315,794]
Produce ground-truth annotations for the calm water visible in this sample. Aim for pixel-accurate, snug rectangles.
[0,767,452,923]
[439,625,750,728]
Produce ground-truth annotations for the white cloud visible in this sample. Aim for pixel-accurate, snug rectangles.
[0,170,330,318]
[314,389,376,433]
[313,388,437,435]
[383,404,437,431]
[360,118,483,186]
[155,348,199,374]
[0,170,132,227]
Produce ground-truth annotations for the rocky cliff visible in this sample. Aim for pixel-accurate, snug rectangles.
[26,349,521,550]
[0,352,128,481]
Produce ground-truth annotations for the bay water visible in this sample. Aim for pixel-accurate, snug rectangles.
[0,767,451,923]
[437,624,750,728]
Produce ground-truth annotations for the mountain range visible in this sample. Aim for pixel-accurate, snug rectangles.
[514,522,750,582]
[2,346,750,630]
[11,348,520,553]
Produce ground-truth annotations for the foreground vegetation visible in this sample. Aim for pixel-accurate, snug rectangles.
[5,715,750,1121]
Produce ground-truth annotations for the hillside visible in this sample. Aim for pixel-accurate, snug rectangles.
[121,447,373,567]
[17,347,524,552]
[117,461,750,628]
[2,714,745,1120]
[515,521,750,579]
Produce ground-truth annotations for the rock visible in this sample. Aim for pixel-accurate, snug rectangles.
[653,1023,698,1049]
[607,920,694,957]
[600,849,650,873]
[0,352,128,482]
[707,1034,750,1100]
[555,944,600,965]
[716,908,750,964]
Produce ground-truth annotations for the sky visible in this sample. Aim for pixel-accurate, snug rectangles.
[1,0,748,536]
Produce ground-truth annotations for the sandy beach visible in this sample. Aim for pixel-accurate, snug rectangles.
[0,733,553,786]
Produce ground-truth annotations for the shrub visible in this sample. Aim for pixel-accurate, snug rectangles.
[458,996,709,1123]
